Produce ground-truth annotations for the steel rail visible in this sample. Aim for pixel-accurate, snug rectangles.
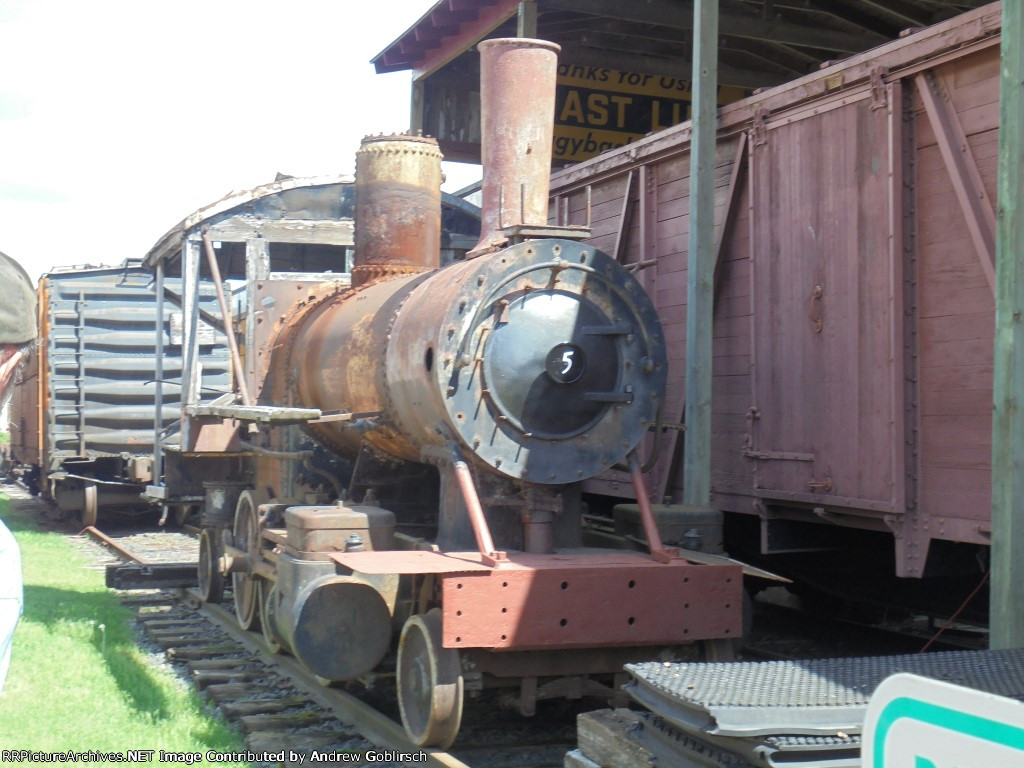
[193,592,471,768]
[83,525,146,564]
[86,525,468,764]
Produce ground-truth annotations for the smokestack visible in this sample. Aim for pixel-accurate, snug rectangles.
[353,134,443,287]
[469,38,561,258]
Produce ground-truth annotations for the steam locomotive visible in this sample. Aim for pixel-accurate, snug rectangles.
[149,38,741,748]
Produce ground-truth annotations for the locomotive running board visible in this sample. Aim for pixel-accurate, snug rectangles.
[186,403,322,424]
[332,548,743,650]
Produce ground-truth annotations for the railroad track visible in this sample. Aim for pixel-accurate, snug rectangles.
[82,523,576,768]
[741,587,987,660]
[11,486,986,766]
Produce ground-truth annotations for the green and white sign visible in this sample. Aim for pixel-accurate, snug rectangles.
[863,672,1024,767]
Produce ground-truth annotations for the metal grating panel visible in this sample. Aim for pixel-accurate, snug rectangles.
[626,648,1024,736]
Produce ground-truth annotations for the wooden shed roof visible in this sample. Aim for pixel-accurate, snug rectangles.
[373,0,994,89]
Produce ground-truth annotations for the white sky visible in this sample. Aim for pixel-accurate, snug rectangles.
[0,0,481,279]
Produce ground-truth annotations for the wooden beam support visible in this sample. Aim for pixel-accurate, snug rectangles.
[991,0,1024,650]
[683,0,718,507]
[712,131,748,294]
[201,217,354,246]
[887,78,913,559]
[160,286,226,337]
[914,71,996,295]
[244,238,270,399]
[718,38,811,76]
[721,9,886,52]
[768,0,897,36]
[613,170,636,263]
[859,0,933,27]
[575,26,803,79]
[180,239,202,451]
[410,78,425,134]
[558,43,780,90]
[412,0,520,79]
[543,0,885,52]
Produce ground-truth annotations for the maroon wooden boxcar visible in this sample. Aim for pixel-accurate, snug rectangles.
[550,3,1003,609]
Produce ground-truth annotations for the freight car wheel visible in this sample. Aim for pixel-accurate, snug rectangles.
[397,609,463,749]
[232,490,267,631]
[198,528,225,604]
[81,483,98,528]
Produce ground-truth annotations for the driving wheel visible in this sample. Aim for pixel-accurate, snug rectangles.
[397,608,463,749]
[232,489,267,631]
[198,527,225,604]
[258,578,281,653]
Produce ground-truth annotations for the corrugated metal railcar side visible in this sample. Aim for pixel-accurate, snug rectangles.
[32,261,231,519]
[549,3,1002,583]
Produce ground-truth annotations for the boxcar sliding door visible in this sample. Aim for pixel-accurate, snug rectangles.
[748,88,902,520]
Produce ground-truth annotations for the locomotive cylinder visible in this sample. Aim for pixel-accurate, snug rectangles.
[264,504,399,682]
[470,38,561,256]
[268,558,393,682]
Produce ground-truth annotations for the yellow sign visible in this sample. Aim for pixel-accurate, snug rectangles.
[554,63,745,162]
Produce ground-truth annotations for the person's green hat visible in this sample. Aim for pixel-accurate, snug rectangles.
[0,251,37,345]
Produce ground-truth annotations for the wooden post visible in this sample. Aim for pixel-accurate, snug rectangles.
[991,0,1024,650]
[683,0,718,506]
[180,239,201,451]
[410,79,425,135]
[244,238,270,395]
[517,1,537,37]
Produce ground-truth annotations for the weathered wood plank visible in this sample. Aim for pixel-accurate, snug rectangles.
[564,749,602,768]
[155,634,228,648]
[919,386,992,416]
[219,697,308,718]
[576,710,657,768]
[204,682,275,702]
[166,644,241,661]
[187,658,255,671]
[919,488,991,523]
[193,670,266,689]
[237,711,332,733]
[921,428,991,469]
[915,71,996,294]
[245,732,343,753]
[920,337,994,367]
[950,49,1000,88]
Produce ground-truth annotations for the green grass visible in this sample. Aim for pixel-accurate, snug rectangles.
[0,494,248,764]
